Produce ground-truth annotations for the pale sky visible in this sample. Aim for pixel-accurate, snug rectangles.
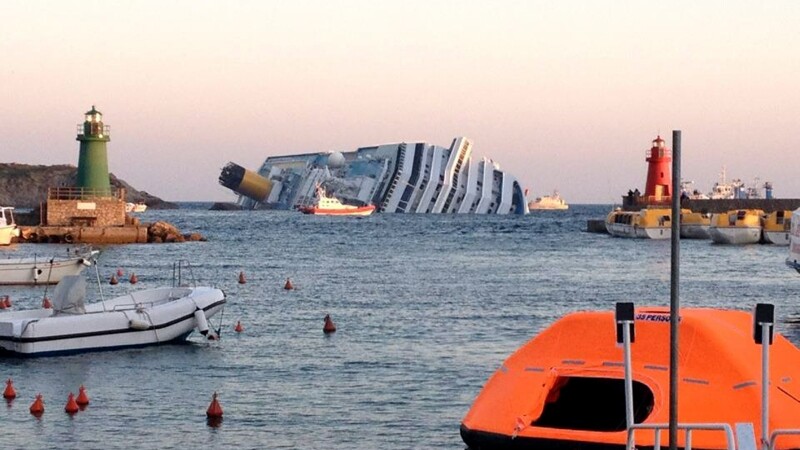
[2,0,799,203]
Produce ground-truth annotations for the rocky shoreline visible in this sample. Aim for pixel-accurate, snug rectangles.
[0,163,177,210]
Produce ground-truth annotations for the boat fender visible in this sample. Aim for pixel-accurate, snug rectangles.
[63,233,74,244]
[129,319,150,330]
[194,308,209,336]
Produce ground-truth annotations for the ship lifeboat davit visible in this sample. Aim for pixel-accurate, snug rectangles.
[460,307,800,450]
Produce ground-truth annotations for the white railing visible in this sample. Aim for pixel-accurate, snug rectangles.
[626,423,736,450]
[769,429,800,450]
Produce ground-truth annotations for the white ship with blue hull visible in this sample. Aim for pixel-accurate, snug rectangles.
[219,137,528,215]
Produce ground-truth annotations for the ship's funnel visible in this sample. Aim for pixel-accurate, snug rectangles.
[219,162,273,202]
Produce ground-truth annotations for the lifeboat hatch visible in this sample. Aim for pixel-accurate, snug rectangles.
[533,376,654,432]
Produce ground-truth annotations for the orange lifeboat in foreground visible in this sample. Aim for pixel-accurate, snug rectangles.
[461,307,800,450]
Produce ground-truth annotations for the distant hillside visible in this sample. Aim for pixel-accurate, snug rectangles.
[0,163,177,209]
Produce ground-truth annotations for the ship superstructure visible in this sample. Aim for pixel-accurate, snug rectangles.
[219,137,528,214]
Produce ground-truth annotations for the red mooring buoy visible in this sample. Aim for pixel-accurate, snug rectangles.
[29,394,44,416]
[76,385,90,406]
[64,392,79,414]
[0,297,6,310]
[129,273,138,284]
[206,392,223,418]
[234,321,244,333]
[3,378,17,400]
[116,268,124,277]
[323,314,337,334]
[284,278,294,290]
[109,275,119,285]
[238,271,246,284]
[4,296,11,308]
[42,297,52,309]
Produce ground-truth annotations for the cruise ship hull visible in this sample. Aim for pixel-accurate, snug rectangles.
[219,137,528,215]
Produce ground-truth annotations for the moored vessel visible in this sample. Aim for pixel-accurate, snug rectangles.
[0,248,98,286]
[528,191,568,210]
[762,210,792,245]
[679,210,711,239]
[605,208,671,239]
[708,209,763,244]
[0,207,20,246]
[788,207,800,271]
[125,202,147,213]
[0,265,226,356]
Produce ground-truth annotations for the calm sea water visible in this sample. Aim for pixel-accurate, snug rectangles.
[1,205,798,449]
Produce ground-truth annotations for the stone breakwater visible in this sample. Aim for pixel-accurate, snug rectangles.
[17,221,205,245]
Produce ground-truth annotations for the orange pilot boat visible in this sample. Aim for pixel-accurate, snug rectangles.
[298,185,375,216]
[461,307,800,450]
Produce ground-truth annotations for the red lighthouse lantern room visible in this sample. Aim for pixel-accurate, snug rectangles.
[644,135,672,202]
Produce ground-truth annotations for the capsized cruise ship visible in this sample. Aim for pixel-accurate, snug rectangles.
[219,137,528,214]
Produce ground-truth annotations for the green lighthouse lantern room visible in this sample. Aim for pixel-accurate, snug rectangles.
[76,105,112,195]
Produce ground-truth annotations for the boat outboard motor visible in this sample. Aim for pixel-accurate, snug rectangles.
[194,307,209,336]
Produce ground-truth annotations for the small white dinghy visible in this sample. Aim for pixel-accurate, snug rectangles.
[0,269,226,356]
[0,248,99,286]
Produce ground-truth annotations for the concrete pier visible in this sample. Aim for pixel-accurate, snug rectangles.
[20,225,148,244]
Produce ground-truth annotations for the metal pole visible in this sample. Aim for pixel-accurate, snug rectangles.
[623,320,634,430]
[761,322,771,450]
[669,130,682,450]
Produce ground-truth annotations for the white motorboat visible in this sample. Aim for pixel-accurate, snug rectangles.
[125,202,147,213]
[0,269,226,356]
[0,207,20,246]
[0,248,99,286]
[527,191,569,210]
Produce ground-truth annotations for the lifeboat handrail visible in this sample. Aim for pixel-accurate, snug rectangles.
[769,429,800,450]
[626,422,735,450]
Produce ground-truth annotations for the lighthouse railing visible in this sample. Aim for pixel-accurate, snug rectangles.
[48,187,124,200]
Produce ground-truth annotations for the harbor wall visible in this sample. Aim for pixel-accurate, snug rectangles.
[21,225,148,244]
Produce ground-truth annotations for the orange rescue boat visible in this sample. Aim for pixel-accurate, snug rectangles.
[461,307,800,450]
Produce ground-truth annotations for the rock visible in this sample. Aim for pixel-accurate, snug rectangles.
[209,202,242,211]
[184,232,205,242]
[148,221,197,243]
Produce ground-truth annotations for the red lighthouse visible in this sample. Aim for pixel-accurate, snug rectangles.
[644,135,672,202]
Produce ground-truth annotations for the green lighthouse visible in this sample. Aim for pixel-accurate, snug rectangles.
[76,106,111,195]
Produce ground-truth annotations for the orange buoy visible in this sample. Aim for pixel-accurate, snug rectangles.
[234,320,244,333]
[238,271,246,284]
[29,394,44,416]
[284,277,294,290]
[0,298,6,310]
[129,273,138,284]
[3,378,16,400]
[206,392,223,418]
[42,297,52,309]
[64,392,79,414]
[76,385,90,406]
[110,274,119,285]
[116,268,124,277]
[323,314,337,334]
